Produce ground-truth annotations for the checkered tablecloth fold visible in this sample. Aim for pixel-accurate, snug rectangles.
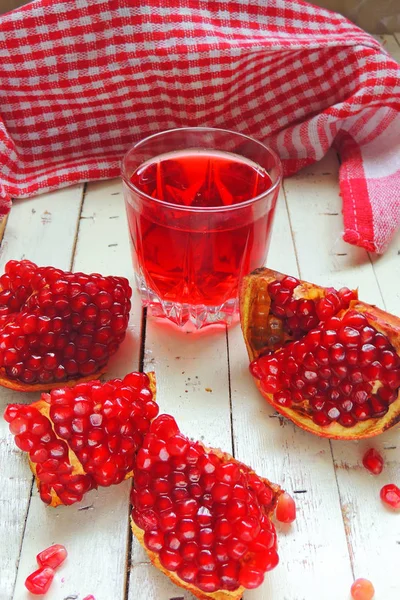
[0,0,399,252]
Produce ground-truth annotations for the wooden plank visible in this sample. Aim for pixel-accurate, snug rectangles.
[12,178,142,600]
[284,151,400,598]
[128,249,233,593]
[228,185,354,599]
[0,185,84,600]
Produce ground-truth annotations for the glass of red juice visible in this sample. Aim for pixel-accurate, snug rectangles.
[121,127,282,329]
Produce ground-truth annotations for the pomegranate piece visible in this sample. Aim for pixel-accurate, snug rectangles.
[241,267,357,353]
[4,371,157,506]
[25,566,55,595]
[131,414,282,599]
[275,492,296,523]
[241,268,400,440]
[362,449,384,475]
[351,578,375,600]
[37,544,67,569]
[0,259,132,391]
[380,483,400,509]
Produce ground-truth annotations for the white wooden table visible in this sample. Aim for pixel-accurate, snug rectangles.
[1,33,399,600]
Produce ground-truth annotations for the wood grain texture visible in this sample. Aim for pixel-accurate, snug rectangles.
[284,150,400,599]
[0,186,84,600]
[229,184,353,599]
[128,291,233,595]
[12,179,142,600]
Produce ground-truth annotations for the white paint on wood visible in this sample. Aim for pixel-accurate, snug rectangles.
[284,148,400,599]
[129,301,233,596]
[12,178,142,600]
[228,184,354,599]
[0,186,84,600]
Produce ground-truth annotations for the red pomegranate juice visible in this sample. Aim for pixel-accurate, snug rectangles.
[126,150,276,307]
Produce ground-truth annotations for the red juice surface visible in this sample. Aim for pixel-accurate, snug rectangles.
[126,149,275,307]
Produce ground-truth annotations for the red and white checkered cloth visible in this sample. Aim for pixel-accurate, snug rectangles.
[0,0,399,253]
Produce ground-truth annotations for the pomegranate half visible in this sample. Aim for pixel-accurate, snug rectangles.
[131,414,282,599]
[240,268,400,439]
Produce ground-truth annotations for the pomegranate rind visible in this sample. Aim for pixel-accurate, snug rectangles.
[0,369,106,393]
[130,444,281,600]
[240,269,400,440]
[240,267,339,359]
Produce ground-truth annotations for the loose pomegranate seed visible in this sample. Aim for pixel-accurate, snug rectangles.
[351,578,375,600]
[275,492,296,523]
[83,596,96,600]
[0,260,132,389]
[380,483,400,509]
[362,449,384,475]
[131,414,281,595]
[5,372,158,506]
[25,566,55,595]
[37,544,67,569]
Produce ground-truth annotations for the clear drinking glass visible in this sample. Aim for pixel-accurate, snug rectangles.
[121,127,282,329]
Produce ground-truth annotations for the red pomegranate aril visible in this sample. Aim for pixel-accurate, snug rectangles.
[82,596,96,600]
[313,412,331,426]
[338,326,361,347]
[197,548,217,572]
[144,530,164,552]
[343,312,368,330]
[352,404,372,421]
[362,448,383,475]
[196,572,220,593]
[351,578,375,600]
[25,566,55,595]
[330,344,345,363]
[380,483,400,509]
[275,390,292,407]
[159,548,182,571]
[239,564,265,589]
[227,538,248,560]
[275,492,296,523]
[359,344,377,366]
[281,275,299,290]
[177,562,198,583]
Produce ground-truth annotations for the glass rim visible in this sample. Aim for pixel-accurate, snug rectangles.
[121,126,283,213]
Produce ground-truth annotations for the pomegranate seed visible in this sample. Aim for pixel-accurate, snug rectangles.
[350,578,375,600]
[6,372,158,506]
[36,544,67,569]
[380,483,400,509]
[25,566,55,595]
[281,275,299,290]
[83,596,96,600]
[275,492,296,523]
[238,565,265,589]
[362,449,384,475]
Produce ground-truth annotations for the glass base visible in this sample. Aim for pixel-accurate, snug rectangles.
[135,274,239,330]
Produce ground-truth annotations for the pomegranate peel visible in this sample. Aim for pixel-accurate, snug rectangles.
[0,369,106,393]
[241,268,400,440]
[5,372,157,507]
[130,414,282,599]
